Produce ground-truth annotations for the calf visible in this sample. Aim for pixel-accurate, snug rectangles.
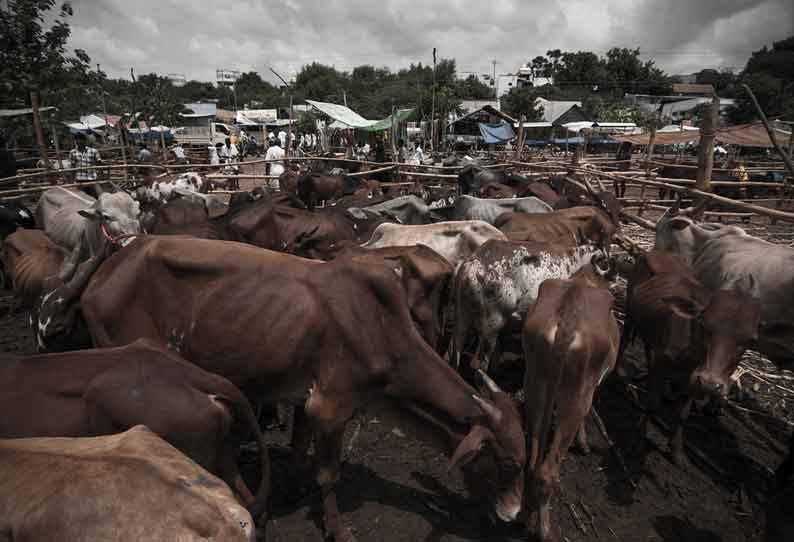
[0,427,255,541]
[0,339,268,522]
[362,220,507,268]
[78,237,527,540]
[452,238,607,374]
[522,266,619,540]
[619,249,761,465]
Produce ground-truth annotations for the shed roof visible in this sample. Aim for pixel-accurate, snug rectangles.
[672,83,714,95]
[536,98,582,123]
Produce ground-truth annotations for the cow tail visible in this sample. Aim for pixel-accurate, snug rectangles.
[211,380,270,523]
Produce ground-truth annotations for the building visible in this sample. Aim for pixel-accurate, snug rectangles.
[446,105,516,145]
[624,93,736,121]
[459,99,501,116]
[535,98,589,125]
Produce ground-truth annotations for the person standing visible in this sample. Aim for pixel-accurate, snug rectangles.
[278,130,287,148]
[136,143,153,163]
[397,138,408,163]
[69,134,102,195]
[264,139,285,191]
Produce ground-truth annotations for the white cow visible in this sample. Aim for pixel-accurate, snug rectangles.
[362,220,507,268]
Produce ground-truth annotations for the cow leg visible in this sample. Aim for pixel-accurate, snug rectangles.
[575,421,591,455]
[291,405,314,472]
[219,439,256,507]
[669,396,693,467]
[315,422,351,542]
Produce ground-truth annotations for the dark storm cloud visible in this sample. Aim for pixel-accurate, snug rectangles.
[67,0,794,82]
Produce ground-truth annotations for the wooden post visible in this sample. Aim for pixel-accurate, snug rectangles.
[787,129,794,161]
[514,115,526,161]
[286,95,294,164]
[159,128,167,162]
[391,104,398,160]
[30,91,50,169]
[695,95,719,197]
[50,123,61,165]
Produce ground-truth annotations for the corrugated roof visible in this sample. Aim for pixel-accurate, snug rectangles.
[672,83,714,95]
[306,100,374,128]
[460,100,500,114]
[536,98,582,123]
[182,102,217,118]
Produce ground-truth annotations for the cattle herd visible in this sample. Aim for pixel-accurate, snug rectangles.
[0,159,792,541]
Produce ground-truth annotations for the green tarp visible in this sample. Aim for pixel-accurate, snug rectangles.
[306,100,412,132]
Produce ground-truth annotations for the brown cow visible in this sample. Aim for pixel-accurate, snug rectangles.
[519,181,561,208]
[0,426,255,541]
[495,206,617,250]
[77,236,527,540]
[3,228,67,307]
[619,249,761,465]
[0,338,268,523]
[522,266,619,540]
[333,244,454,351]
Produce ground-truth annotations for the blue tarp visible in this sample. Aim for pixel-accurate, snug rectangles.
[478,121,515,144]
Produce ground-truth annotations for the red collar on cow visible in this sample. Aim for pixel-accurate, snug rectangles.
[100,223,138,246]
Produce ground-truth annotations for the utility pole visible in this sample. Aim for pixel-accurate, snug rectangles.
[492,60,498,100]
[269,66,293,162]
[98,64,109,143]
[430,47,437,152]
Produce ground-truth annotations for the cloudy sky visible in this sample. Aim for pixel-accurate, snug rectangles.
[68,0,793,84]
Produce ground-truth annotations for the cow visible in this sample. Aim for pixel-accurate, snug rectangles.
[452,238,608,374]
[0,200,35,241]
[2,229,67,307]
[362,220,508,268]
[495,206,618,250]
[0,426,255,541]
[654,201,793,364]
[0,338,268,523]
[136,171,206,203]
[481,182,517,198]
[347,195,432,225]
[297,171,372,210]
[519,182,561,208]
[434,195,552,225]
[333,244,454,351]
[619,249,761,466]
[75,236,527,540]
[458,163,506,195]
[36,186,142,254]
[522,266,619,540]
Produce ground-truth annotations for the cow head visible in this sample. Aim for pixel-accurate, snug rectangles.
[662,276,761,403]
[78,191,141,247]
[690,277,761,403]
[654,197,712,264]
[450,370,526,523]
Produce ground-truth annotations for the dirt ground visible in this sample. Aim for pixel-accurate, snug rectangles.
[1,184,792,542]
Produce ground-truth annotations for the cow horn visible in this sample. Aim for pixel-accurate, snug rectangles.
[477,369,502,394]
[472,394,503,425]
[668,195,681,217]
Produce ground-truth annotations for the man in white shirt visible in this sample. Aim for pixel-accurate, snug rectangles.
[208,145,220,166]
[409,141,424,165]
[70,134,101,181]
[278,130,287,148]
[265,139,285,191]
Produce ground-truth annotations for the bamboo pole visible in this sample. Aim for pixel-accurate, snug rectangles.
[695,95,719,196]
[514,115,526,162]
[30,91,50,169]
[741,84,794,182]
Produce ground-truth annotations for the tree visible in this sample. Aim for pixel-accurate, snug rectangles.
[136,74,188,127]
[454,74,492,99]
[530,56,550,79]
[0,0,92,161]
[731,36,794,123]
[501,86,544,120]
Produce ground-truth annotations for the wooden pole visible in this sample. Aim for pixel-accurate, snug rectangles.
[787,129,794,161]
[695,95,719,196]
[50,123,61,166]
[514,115,526,161]
[430,47,436,153]
[286,95,293,165]
[741,84,794,182]
[639,113,660,217]
[30,91,50,169]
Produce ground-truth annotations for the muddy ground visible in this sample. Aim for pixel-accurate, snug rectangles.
[1,188,792,542]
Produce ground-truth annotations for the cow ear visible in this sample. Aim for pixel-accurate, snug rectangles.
[662,296,702,319]
[78,208,98,220]
[449,426,490,472]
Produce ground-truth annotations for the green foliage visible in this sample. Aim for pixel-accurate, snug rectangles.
[0,0,93,117]
[500,86,544,120]
[730,36,794,123]
[582,95,658,126]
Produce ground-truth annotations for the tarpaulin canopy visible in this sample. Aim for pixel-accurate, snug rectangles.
[611,122,791,148]
[361,108,413,132]
[478,121,516,144]
[236,109,277,125]
[307,100,412,132]
[306,100,374,129]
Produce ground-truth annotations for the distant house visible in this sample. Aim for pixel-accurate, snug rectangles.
[459,100,501,115]
[447,104,516,145]
[535,98,590,125]
[624,93,735,121]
